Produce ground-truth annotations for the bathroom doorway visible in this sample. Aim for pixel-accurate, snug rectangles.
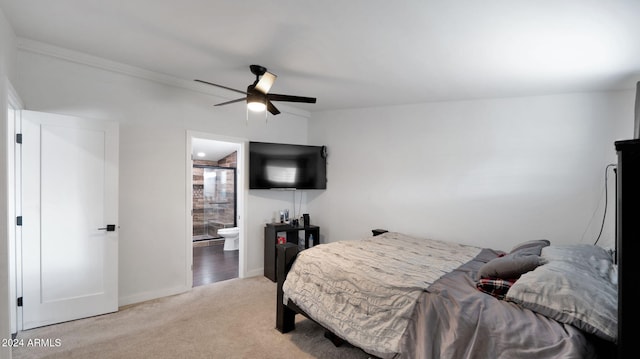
[193,165,237,242]
[189,135,243,287]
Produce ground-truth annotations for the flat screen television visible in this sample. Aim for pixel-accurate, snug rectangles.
[249,141,327,190]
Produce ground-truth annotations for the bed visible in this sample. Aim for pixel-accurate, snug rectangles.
[275,230,618,358]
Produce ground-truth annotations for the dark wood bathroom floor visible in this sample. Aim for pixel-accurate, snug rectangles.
[193,241,239,287]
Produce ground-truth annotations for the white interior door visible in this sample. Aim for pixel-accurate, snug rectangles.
[21,110,119,330]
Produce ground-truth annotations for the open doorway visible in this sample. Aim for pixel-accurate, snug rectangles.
[187,134,244,287]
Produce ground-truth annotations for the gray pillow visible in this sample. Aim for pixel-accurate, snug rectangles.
[510,239,550,255]
[478,252,542,279]
[506,244,617,343]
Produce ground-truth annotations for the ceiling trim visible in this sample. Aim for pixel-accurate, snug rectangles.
[16,37,311,118]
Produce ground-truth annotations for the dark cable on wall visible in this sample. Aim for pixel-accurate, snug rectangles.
[292,191,297,219]
[291,190,304,221]
[594,164,617,245]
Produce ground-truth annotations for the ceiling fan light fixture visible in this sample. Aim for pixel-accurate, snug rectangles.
[247,100,266,112]
[247,90,266,112]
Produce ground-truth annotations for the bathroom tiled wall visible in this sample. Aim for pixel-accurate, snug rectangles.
[217,151,237,168]
[192,152,237,238]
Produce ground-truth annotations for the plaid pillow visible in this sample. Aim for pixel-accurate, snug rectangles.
[476,278,517,300]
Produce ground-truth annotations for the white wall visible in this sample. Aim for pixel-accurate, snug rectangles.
[14,44,310,305]
[0,7,17,359]
[308,91,634,251]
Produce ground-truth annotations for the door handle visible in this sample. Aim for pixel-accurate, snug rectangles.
[98,224,116,232]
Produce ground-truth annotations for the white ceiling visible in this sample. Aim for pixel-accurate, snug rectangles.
[192,138,238,162]
[1,0,640,113]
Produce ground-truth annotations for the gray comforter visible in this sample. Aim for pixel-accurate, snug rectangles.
[400,249,599,359]
[283,232,481,358]
[284,233,610,358]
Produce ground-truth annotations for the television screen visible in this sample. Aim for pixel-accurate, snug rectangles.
[249,142,327,190]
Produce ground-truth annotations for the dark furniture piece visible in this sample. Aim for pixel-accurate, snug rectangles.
[371,228,388,236]
[615,139,639,359]
[264,223,319,282]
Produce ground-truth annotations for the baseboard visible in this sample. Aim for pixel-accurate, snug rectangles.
[245,267,264,278]
[118,285,189,307]
[119,270,265,307]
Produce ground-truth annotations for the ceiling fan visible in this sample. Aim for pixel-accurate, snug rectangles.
[195,65,316,115]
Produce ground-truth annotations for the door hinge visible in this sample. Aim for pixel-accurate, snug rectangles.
[16,216,22,226]
[17,297,23,307]
[16,133,22,144]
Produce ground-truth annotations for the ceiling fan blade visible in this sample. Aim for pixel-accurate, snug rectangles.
[267,93,317,104]
[214,97,247,106]
[194,79,247,95]
[267,100,281,115]
[255,71,277,94]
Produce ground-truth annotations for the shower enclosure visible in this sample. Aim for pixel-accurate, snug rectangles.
[193,166,237,241]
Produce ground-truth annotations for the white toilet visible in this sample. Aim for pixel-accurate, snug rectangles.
[218,227,239,251]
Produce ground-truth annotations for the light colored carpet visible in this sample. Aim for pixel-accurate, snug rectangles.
[13,276,372,359]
